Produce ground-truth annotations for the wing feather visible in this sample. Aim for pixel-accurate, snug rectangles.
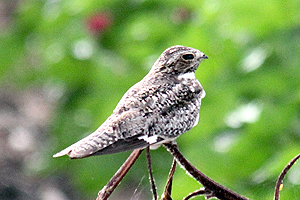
[53,74,204,159]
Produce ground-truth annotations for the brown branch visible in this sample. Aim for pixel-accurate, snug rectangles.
[163,142,248,200]
[161,158,177,200]
[274,153,300,200]
[95,143,300,200]
[146,147,158,200]
[183,188,206,200]
[96,149,143,200]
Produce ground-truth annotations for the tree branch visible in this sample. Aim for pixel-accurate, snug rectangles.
[146,146,158,200]
[183,188,206,200]
[96,149,143,200]
[163,142,248,200]
[274,153,300,200]
[161,158,177,200]
[95,142,300,200]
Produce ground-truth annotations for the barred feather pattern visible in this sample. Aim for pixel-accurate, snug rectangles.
[53,45,208,159]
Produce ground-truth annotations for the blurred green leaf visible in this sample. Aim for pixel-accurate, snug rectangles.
[1,0,300,199]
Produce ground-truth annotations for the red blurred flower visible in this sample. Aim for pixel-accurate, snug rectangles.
[86,12,112,34]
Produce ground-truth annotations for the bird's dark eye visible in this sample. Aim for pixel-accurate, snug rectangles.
[182,53,194,60]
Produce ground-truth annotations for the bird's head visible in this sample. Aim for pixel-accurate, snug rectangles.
[152,45,208,75]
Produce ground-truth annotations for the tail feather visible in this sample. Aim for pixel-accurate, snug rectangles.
[53,137,102,159]
[53,147,72,158]
[53,129,117,159]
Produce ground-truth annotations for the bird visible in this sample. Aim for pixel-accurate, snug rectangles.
[53,45,208,159]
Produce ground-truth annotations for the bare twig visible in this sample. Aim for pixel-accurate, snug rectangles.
[183,188,206,200]
[274,153,300,200]
[163,142,248,200]
[146,147,158,200]
[96,149,143,200]
[161,158,177,200]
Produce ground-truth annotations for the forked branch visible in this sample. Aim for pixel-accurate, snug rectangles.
[163,142,248,200]
[96,143,300,200]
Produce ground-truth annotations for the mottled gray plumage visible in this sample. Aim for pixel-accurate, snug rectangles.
[53,45,208,159]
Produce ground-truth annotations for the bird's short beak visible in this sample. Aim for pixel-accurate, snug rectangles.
[202,54,208,59]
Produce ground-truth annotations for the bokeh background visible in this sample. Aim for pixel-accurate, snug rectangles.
[1,0,300,199]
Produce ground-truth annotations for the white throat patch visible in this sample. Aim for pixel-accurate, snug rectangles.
[178,72,196,80]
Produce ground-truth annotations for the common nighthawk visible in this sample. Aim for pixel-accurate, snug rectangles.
[53,45,208,159]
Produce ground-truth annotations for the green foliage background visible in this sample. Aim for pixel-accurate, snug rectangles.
[1,0,300,199]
